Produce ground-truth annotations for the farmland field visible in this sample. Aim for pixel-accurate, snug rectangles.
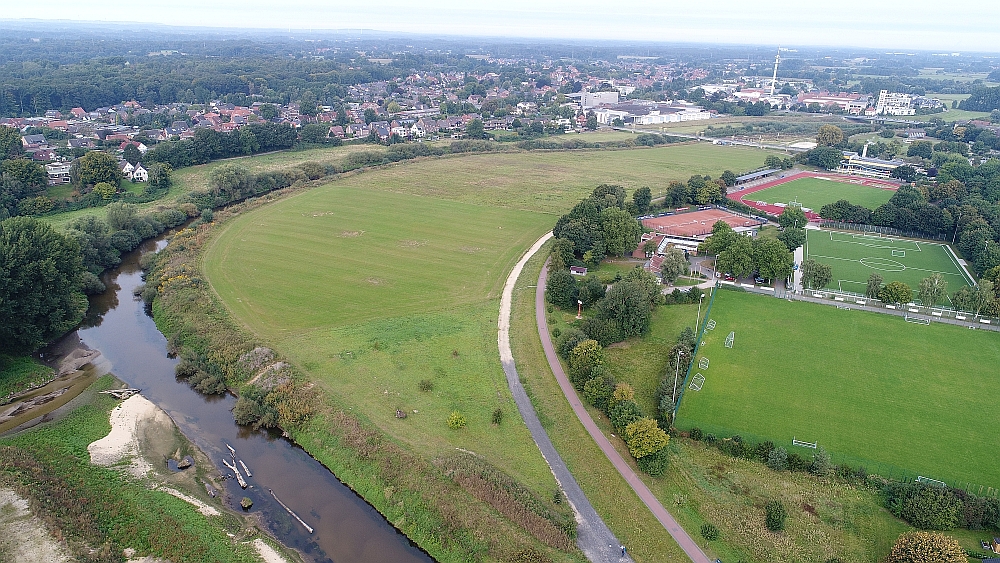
[804,228,974,301]
[675,289,1000,488]
[749,176,895,211]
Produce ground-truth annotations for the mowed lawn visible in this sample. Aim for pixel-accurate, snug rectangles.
[204,185,561,492]
[750,177,895,211]
[805,229,974,300]
[676,289,1000,488]
[330,143,772,214]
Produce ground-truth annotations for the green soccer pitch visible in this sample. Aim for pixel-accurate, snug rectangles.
[675,289,1000,489]
[749,177,895,211]
[804,228,975,303]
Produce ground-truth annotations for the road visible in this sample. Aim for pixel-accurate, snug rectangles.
[535,260,712,563]
[498,232,631,563]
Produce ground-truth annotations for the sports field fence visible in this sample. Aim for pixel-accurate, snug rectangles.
[819,220,947,242]
[714,280,1000,331]
[671,419,1000,498]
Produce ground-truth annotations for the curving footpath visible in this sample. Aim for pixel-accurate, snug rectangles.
[498,232,631,563]
[535,259,712,563]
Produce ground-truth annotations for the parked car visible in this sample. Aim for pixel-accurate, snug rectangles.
[724,273,736,281]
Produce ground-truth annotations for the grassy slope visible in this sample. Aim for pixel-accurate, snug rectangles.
[676,289,1000,488]
[0,355,54,402]
[804,229,973,297]
[749,177,895,211]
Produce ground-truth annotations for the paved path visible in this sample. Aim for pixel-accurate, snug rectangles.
[535,261,713,563]
[498,232,630,563]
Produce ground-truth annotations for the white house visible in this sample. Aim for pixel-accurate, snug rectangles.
[120,161,135,179]
[131,163,148,182]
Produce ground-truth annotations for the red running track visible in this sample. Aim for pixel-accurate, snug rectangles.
[728,171,899,220]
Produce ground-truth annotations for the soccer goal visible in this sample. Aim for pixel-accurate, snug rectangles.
[706,319,717,331]
[916,476,947,488]
[892,249,905,257]
[792,437,818,449]
[724,331,735,348]
[689,373,706,391]
[698,357,710,370]
[904,315,930,325]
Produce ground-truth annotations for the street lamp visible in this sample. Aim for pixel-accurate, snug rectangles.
[696,292,705,330]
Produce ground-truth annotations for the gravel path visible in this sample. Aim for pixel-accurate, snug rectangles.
[535,260,712,563]
[498,232,631,563]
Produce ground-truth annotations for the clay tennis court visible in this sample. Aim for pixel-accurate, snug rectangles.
[642,209,765,237]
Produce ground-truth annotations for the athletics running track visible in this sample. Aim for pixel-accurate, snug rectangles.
[728,171,899,221]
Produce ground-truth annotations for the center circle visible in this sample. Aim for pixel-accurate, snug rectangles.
[860,257,906,272]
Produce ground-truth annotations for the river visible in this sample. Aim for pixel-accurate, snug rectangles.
[75,235,432,563]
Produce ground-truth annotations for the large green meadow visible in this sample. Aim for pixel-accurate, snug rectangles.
[747,177,895,211]
[805,228,974,299]
[676,289,1000,488]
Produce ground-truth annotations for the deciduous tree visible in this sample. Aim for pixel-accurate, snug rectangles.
[600,207,641,257]
[545,268,578,309]
[800,259,832,289]
[659,247,688,284]
[778,206,808,229]
[866,272,884,298]
[816,124,844,146]
[0,217,87,354]
[917,273,947,305]
[77,150,121,188]
[717,235,754,278]
[753,237,793,281]
[879,280,913,305]
[631,186,652,215]
[777,227,806,251]
[623,418,669,459]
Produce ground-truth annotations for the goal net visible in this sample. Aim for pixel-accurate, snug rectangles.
[725,331,735,348]
[904,315,930,325]
[706,319,717,331]
[698,357,710,370]
[689,373,706,391]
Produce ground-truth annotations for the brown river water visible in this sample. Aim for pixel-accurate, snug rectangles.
[68,235,432,563]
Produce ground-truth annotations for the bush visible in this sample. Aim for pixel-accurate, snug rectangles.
[885,531,965,563]
[636,447,669,476]
[567,339,603,389]
[417,379,433,391]
[608,400,642,433]
[492,407,504,425]
[447,411,467,429]
[700,522,719,541]
[555,328,588,359]
[787,452,810,471]
[885,482,963,530]
[623,418,669,459]
[767,446,788,471]
[551,327,561,338]
[765,500,787,531]
[688,427,703,441]
[810,446,833,476]
[703,433,717,444]
[582,375,615,412]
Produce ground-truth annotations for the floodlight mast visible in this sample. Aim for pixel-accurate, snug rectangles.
[769,48,781,96]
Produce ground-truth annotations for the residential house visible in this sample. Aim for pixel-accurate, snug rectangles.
[329,125,345,138]
[120,140,148,154]
[369,121,391,141]
[70,107,87,119]
[131,163,148,183]
[22,134,48,149]
[569,266,588,276]
[30,149,56,162]
[903,128,926,139]
[346,124,367,137]
[68,138,96,149]
[120,161,135,180]
[45,162,72,185]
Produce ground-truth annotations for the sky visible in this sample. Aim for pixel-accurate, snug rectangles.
[6,0,1000,52]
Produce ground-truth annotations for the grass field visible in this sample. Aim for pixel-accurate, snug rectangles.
[0,355,54,402]
[676,289,1000,489]
[42,141,771,229]
[204,185,562,495]
[805,228,974,301]
[750,177,895,211]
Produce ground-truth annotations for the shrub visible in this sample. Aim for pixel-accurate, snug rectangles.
[767,447,788,471]
[623,418,669,459]
[492,407,504,425]
[700,522,719,541]
[551,327,561,338]
[703,433,717,444]
[568,339,603,389]
[765,500,787,531]
[688,427,703,441]
[787,452,810,471]
[555,328,588,359]
[447,411,467,429]
[608,400,642,433]
[885,482,963,530]
[610,382,634,408]
[417,379,433,392]
[582,376,615,412]
[811,446,833,476]
[636,447,669,477]
[755,440,776,463]
[885,531,965,563]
